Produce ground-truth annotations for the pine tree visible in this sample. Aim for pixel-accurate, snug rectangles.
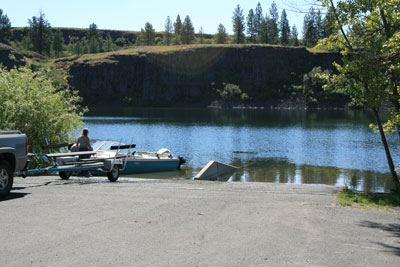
[105,33,114,52]
[181,15,195,44]
[89,37,99,53]
[257,19,269,44]
[27,12,52,55]
[303,7,318,47]
[232,4,245,44]
[74,40,82,55]
[174,15,183,44]
[0,9,12,44]
[88,23,99,40]
[269,1,279,44]
[279,9,290,45]
[51,29,64,57]
[81,37,89,54]
[321,8,336,38]
[315,9,323,40]
[164,16,173,45]
[254,2,264,39]
[290,25,299,46]
[247,9,256,43]
[141,22,155,45]
[215,24,228,44]
[198,27,205,44]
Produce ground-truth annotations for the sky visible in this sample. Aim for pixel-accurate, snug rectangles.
[1,0,323,35]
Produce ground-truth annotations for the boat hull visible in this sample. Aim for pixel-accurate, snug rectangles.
[120,158,181,175]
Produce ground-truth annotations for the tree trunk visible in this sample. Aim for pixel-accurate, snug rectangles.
[373,108,400,186]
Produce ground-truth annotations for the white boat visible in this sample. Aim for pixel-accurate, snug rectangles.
[92,141,186,175]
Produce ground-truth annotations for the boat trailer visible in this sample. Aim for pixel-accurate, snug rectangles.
[17,143,135,182]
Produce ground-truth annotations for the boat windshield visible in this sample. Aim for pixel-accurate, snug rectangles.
[92,140,121,151]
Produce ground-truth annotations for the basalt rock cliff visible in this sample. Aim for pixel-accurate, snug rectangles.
[67,45,341,107]
[0,44,27,69]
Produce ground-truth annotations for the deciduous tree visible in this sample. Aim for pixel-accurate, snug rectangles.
[0,65,84,153]
[318,0,400,186]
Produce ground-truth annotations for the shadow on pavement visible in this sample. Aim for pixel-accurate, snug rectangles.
[359,220,400,256]
[0,192,30,202]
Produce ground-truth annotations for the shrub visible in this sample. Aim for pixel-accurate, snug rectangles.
[215,82,248,102]
[0,65,85,153]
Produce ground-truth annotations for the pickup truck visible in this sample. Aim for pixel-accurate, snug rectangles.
[0,131,29,197]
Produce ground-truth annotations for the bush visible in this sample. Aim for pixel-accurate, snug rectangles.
[0,65,85,153]
[215,82,248,102]
[290,66,346,106]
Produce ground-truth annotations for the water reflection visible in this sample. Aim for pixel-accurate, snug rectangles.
[123,158,394,193]
[84,108,398,192]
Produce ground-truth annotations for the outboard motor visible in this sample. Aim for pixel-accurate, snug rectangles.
[178,156,186,169]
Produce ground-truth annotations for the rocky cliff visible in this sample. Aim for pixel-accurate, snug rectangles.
[67,45,341,106]
[0,44,27,69]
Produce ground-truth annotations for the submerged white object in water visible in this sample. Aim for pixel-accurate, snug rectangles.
[194,160,238,180]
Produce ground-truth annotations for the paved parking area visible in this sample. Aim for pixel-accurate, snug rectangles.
[1,176,399,266]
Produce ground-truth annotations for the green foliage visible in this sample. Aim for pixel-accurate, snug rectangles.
[257,19,269,44]
[181,16,195,44]
[164,16,173,45]
[214,82,248,102]
[0,9,12,44]
[268,1,279,44]
[318,0,400,185]
[215,24,228,44]
[104,33,115,52]
[0,65,85,153]
[122,96,133,105]
[246,9,256,42]
[27,12,52,55]
[337,186,400,209]
[303,7,319,47]
[291,67,344,106]
[290,25,299,46]
[279,9,290,45]
[232,5,246,44]
[140,22,156,46]
[52,30,64,57]
[88,23,99,40]
[174,15,183,45]
[254,2,264,36]
[87,23,102,53]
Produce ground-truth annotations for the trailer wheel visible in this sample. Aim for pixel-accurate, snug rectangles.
[59,171,72,180]
[0,160,13,198]
[107,166,119,182]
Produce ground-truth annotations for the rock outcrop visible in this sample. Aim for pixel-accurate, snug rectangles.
[0,44,27,69]
[67,45,341,106]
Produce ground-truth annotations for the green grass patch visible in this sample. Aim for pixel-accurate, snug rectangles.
[337,186,400,210]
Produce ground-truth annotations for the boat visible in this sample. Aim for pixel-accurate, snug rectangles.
[92,141,186,175]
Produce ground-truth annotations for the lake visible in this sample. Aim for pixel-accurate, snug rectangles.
[83,108,399,192]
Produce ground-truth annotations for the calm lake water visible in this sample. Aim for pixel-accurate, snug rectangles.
[83,108,399,192]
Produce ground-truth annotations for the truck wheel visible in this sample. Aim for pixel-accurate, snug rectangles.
[0,160,13,198]
[59,171,72,180]
[107,166,119,182]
